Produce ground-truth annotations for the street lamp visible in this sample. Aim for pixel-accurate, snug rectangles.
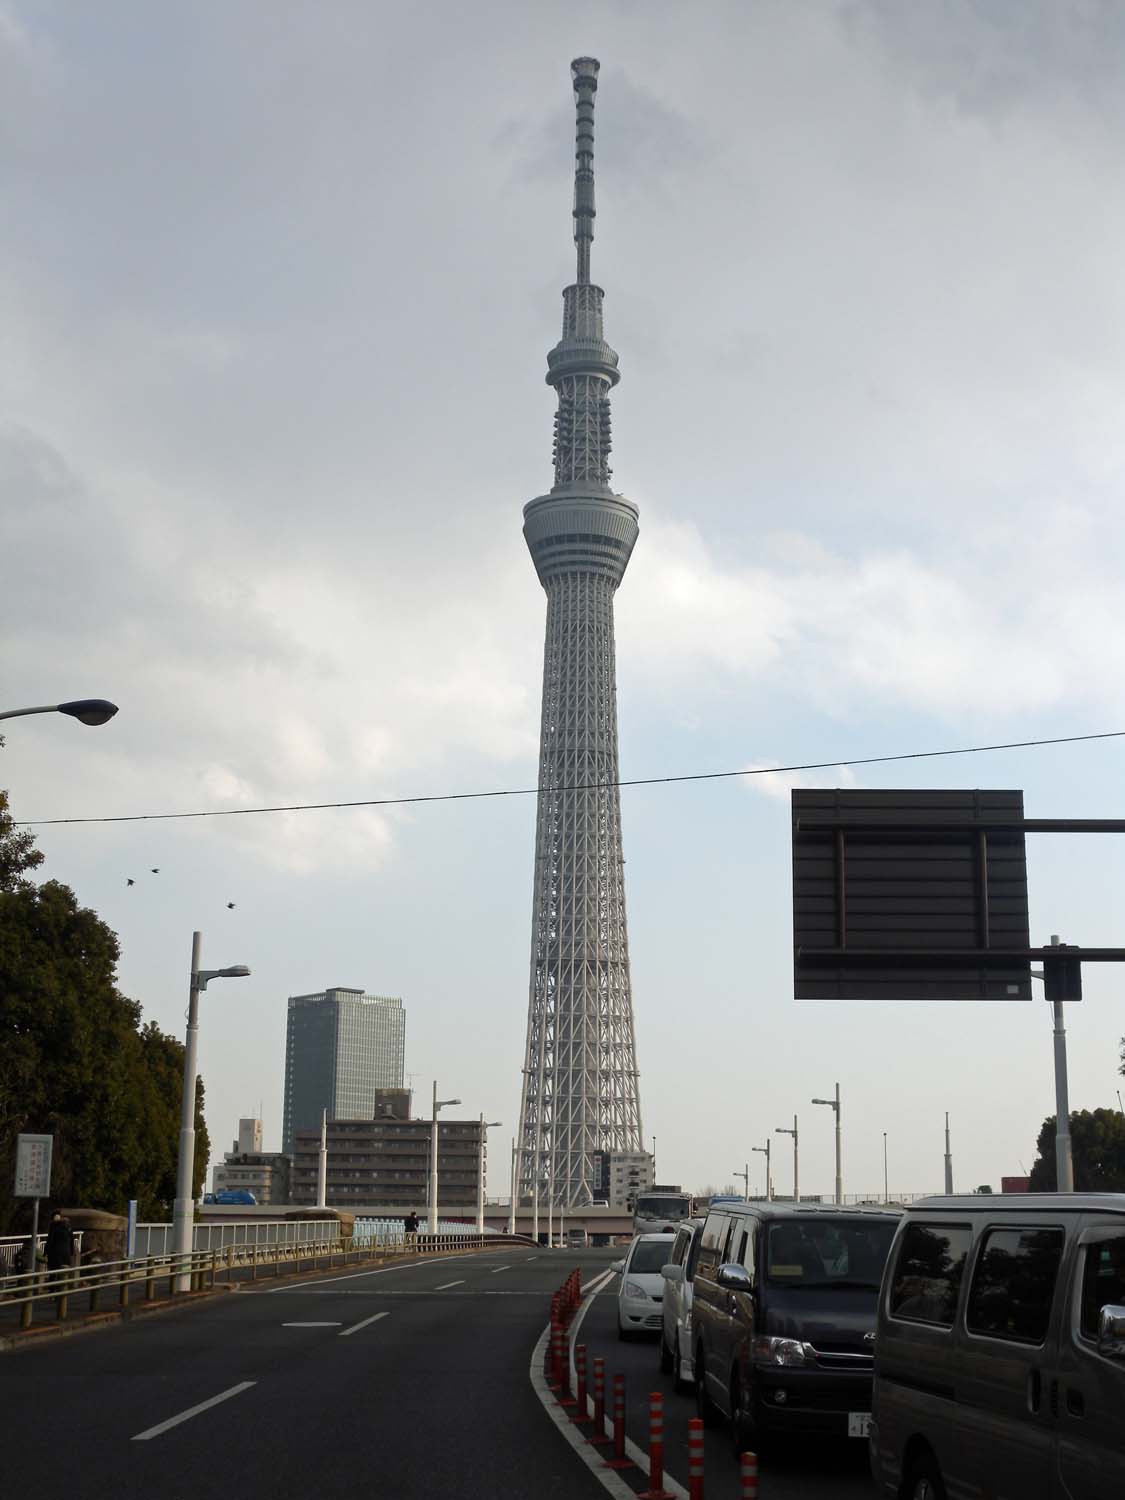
[477,1115,502,1234]
[776,1115,799,1203]
[0,699,119,725]
[883,1131,889,1205]
[173,932,250,1290]
[732,1164,749,1199]
[1030,936,1074,1192]
[430,1084,461,1234]
[752,1141,773,1201]
[812,1083,843,1204]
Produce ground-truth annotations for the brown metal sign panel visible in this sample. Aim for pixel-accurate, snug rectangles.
[792,789,1031,1000]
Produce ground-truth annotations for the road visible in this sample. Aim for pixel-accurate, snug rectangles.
[0,1245,874,1499]
[573,1265,875,1500]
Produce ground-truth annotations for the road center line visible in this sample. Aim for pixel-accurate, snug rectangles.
[435,1279,465,1290]
[339,1310,389,1337]
[490,1265,513,1273]
[131,1382,256,1442]
[525,1255,538,1261]
[282,1321,342,1327]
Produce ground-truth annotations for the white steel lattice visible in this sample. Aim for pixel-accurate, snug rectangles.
[516,58,643,1211]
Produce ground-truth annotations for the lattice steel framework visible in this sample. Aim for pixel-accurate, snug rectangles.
[516,58,643,1211]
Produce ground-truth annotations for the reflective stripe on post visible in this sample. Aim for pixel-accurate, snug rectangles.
[687,1417,705,1500]
[740,1451,758,1500]
[588,1356,611,1446]
[604,1372,630,1470]
[639,1389,673,1499]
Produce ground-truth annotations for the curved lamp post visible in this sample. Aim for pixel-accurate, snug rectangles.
[477,1117,502,1234]
[0,699,119,726]
[173,933,250,1290]
[430,1085,462,1234]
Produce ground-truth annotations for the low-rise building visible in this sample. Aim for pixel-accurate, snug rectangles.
[212,1152,290,1205]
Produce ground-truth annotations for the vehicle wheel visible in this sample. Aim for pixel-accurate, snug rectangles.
[659,1332,674,1373]
[695,1346,720,1426]
[729,1373,762,1459]
[905,1452,947,1500]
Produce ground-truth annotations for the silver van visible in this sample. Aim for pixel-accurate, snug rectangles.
[870,1193,1125,1500]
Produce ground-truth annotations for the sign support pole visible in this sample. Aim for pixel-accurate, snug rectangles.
[1049,935,1075,1192]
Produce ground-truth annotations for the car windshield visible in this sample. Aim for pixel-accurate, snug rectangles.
[766,1219,897,1289]
[629,1239,674,1273]
[637,1197,689,1218]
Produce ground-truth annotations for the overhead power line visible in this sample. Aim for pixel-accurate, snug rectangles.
[15,728,1125,828]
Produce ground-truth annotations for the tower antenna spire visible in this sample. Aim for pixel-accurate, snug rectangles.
[571,57,599,285]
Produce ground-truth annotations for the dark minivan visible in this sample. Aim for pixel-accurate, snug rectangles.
[692,1202,902,1451]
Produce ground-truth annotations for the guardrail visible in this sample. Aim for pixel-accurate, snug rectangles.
[0,1230,523,1334]
[0,1234,86,1276]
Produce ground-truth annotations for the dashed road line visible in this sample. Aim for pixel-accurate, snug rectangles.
[435,1279,465,1290]
[339,1310,389,1338]
[131,1382,256,1442]
[282,1321,342,1327]
[490,1265,513,1273]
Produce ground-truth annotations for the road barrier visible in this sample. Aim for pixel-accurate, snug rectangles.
[687,1417,704,1500]
[589,1356,610,1446]
[639,1389,673,1500]
[573,1342,587,1418]
[605,1372,630,1470]
[739,1451,759,1499]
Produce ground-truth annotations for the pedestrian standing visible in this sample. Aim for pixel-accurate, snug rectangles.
[44,1212,75,1272]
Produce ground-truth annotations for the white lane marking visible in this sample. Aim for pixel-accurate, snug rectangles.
[339,1310,389,1338]
[282,1321,342,1327]
[525,1255,538,1261]
[261,1250,486,1294]
[527,1313,636,1500]
[131,1382,256,1442]
[563,1270,689,1499]
[491,1265,513,1273]
[435,1279,465,1290]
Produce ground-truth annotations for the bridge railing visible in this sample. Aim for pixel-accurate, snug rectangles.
[0,1233,86,1276]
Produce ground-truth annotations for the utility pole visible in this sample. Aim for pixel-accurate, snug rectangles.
[508,1136,517,1236]
[944,1112,954,1195]
[884,1132,889,1204]
[1049,935,1075,1191]
[775,1116,798,1203]
[316,1108,328,1210]
[732,1164,749,1199]
[812,1083,843,1204]
[752,1141,772,1201]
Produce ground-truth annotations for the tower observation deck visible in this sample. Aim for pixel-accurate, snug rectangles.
[516,58,643,1214]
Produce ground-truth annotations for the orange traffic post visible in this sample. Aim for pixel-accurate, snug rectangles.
[588,1356,611,1447]
[687,1417,705,1500]
[639,1390,673,1499]
[739,1451,759,1500]
[573,1343,588,1419]
[604,1372,631,1471]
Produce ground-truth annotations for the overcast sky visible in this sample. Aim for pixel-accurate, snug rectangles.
[4,0,1125,1203]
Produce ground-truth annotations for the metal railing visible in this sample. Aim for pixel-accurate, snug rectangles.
[0,1233,85,1275]
[0,1230,522,1334]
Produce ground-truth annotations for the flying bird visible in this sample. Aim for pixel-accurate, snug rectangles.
[126,878,135,887]
[226,902,236,910]
[150,868,160,874]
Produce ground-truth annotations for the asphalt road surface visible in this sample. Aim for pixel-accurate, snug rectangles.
[0,1245,616,1500]
[575,1265,876,1500]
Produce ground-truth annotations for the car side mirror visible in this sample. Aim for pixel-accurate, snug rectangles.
[611,1259,625,1274]
[716,1261,753,1291]
[1097,1304,1125,1359]
[662,1263,684,1284]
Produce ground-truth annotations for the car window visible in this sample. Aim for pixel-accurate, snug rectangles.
[700,1212,729,1255]
[766,1218,896,1289]
[741,1224,757,1277]
[629,1239,675,1274]
[686,1228,703,1279]
[732,1229,748,1266]
[889,1223,973,1327]
[966,1228,1065,1345]
[1079,1233,1125,1340]
[671,1229,690,1267]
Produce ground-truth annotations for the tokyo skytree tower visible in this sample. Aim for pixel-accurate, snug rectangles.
[516,58,643,1212]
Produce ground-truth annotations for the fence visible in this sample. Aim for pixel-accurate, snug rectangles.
[0,1234,85,1276]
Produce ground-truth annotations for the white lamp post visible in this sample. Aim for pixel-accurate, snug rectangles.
[429,1083,461,1234]
[775,1115,799,1203]
[752,1141,773,1201]
[173,932,249,1290]
[812,1083,843,1204]
[477,1115,501,1234]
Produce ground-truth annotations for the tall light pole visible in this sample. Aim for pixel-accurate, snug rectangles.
[173,933,249,1290]
[316,1109,328,1210]
[752,1141,772,1201]
[477,1115,502,1234]
[1047,935,1074,1192]
[883,1132,889,1205]
[0,698,118,725]
[812,1083,842,1204]
[429,1083,461,1233]
[944,1113,954,1195]
[508,1136,517,1236]
[775,1115,799,1203]
[732,1165,749,1199]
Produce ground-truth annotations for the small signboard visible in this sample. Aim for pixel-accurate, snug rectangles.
[14,1133,53,1199]
[793,789,1032,1001]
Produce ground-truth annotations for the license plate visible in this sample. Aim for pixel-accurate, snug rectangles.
[848,1412,871,1439]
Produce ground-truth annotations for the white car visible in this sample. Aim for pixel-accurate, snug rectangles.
[614,1231,676,1340]
[659,1216,704,1389]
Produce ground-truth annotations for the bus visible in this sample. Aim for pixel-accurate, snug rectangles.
[632,1187,694,1234]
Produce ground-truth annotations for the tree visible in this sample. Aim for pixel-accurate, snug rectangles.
[1028,1108,1125,1192]
[0,776,209,1229]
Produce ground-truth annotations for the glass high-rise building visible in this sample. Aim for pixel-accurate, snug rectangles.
[282,988,406,1153]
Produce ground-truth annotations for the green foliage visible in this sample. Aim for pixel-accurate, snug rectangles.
[0,772,43,892]
[1028,1108,1125,1192]
[0,781,209,1229]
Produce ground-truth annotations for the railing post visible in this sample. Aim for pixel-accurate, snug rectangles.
[89,1277,100,1313]
[120,1267,129,1308]
[57,1267,71,1322]
[251,1245,257,1282]
[20,1271,36,1330]
[146,1261,156,1301]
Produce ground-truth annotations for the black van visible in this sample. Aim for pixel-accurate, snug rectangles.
[692,1201,902,1451]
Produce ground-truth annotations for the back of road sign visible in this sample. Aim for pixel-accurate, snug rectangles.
[792,788,1032,1001]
